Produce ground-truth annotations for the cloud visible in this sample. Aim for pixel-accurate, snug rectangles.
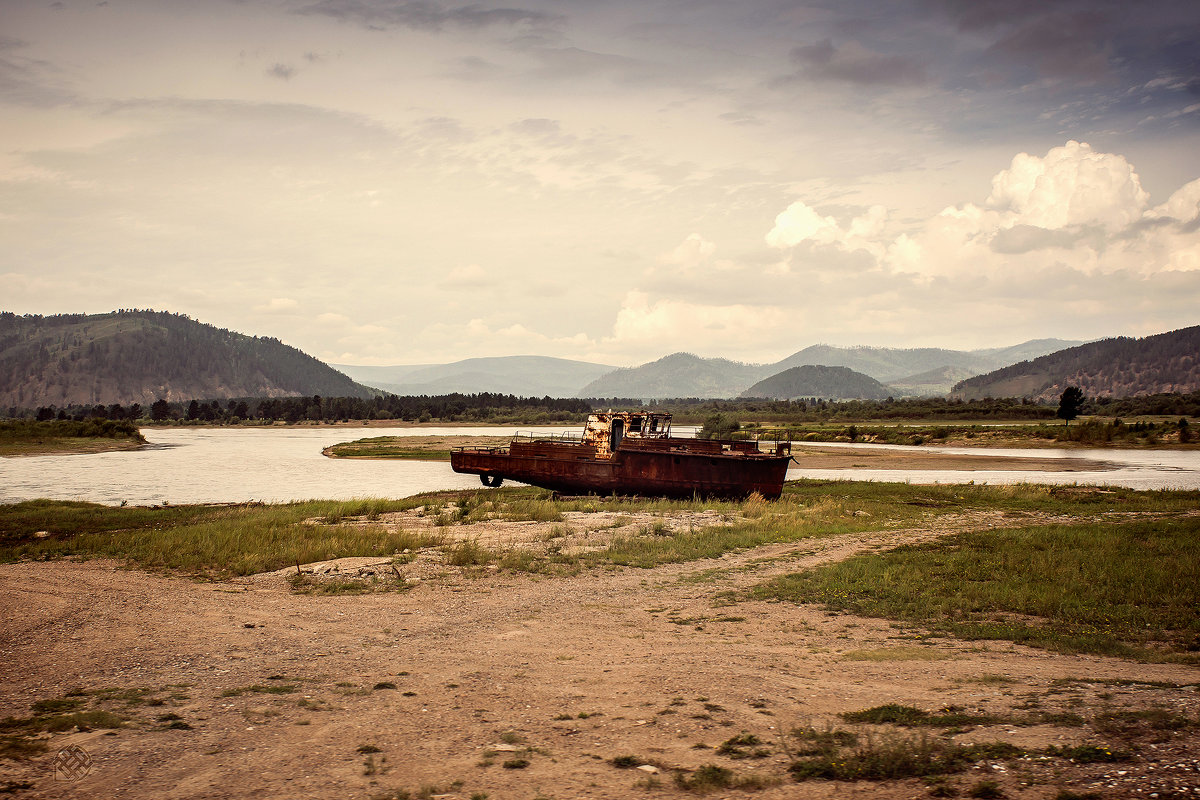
[985,140,1148,232]
[787,39,928,87]
[766,201,888,260]
[766,141,1200,283]
[254,297,299,313]
[606,291,791,355]
[266,63,296,80]
[660,233,715,269]
[293,0,561,32]
[437,264,498,290]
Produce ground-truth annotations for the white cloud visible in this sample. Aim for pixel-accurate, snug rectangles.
[984,141,1149,232]
[768,141,1200,281]
[605,290,791,357]
[253,297,299,313]
[765,201,888,263]
[660,233,716,268]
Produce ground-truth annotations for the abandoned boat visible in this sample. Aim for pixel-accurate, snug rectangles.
[450,411,792,500]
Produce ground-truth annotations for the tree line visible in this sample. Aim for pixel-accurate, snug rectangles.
[8,389,1198,426]
[17,392,593,424]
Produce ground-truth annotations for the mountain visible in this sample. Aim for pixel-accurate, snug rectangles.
[0,310,371,408]
[952,326,1200,402]
[579,339,1080,399]
[741,365,891,400]
[333,356,616,398]
[771,345,992,383]
[885,365,981,397]
[576,352,767,399]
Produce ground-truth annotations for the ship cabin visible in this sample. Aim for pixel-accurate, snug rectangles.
[581,411,671,459]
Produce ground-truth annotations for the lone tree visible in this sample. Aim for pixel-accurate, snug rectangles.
[1057,386,1085,426]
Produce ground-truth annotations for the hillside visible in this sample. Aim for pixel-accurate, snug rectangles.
[952,325,1200,402]
[334,356,616,398]
[0,310,371,408]
[576,353,767,399]
[885,365,981,397]
[772,344,993,383]
[740,365,891,400]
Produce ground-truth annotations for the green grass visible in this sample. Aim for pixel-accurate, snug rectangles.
[0,498,444,578]
[0,419,146,455]
[6,483,1199,587]
[326,437,453,460]
[788,733,1023,782]
[748,516,1200,661]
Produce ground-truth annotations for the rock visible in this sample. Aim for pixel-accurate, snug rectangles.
[34,531,50,539]
[636,765,659,774]
[491,744,520,752]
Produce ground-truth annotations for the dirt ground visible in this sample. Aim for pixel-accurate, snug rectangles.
[2,506,1198,800]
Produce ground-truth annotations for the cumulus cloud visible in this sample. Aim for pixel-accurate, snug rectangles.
[766,201,888,259]
[766,141,1200,282]
[660,233,716,269]
[984,140,1148,231]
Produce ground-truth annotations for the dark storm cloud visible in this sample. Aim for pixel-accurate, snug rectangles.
[787,38,928,86]
[293,0,561,32]
[266,63,296,80]
[766,0,1199,137]
[926,0,1200,88]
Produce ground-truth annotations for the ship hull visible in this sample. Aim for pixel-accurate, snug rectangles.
[451,438,790,500]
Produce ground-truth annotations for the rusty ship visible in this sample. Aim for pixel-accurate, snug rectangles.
[450,411,792,500]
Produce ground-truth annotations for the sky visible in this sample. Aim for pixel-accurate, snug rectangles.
[1,0,1199,368]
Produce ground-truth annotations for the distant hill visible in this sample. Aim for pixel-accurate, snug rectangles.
[576,352,767,399]
[741,365,891,400]
[0,310,371,408]
[334,356,616,398]
[579,339,1080,399]
[952,326,1200,402]
[885,365,980,397]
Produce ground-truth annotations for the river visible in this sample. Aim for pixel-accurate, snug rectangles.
[2,426,1198,505]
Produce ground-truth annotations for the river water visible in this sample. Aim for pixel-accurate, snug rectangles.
[2,426,1198,505]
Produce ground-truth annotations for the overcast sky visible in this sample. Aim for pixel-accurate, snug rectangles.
[2,0,1199,367]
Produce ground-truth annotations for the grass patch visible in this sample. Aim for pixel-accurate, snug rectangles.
[0,498,443,578]
[841,704,1011,728]
[673,763,772,793]
[1044,744,1132,763]
[788,732,1021,782]
[748,515,1200,661]
[841,646,953,662]
[220,684,298,697]
[0,419,145,456]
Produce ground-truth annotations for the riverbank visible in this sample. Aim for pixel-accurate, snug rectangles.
[0,420,146,457]
[2,484,1198,799]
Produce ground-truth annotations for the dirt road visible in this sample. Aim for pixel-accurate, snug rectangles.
[1,515,1196,799]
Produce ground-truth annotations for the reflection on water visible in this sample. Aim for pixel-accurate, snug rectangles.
[0,426,519,505]
[786,441,1200,490]
[2,427,1198,505]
